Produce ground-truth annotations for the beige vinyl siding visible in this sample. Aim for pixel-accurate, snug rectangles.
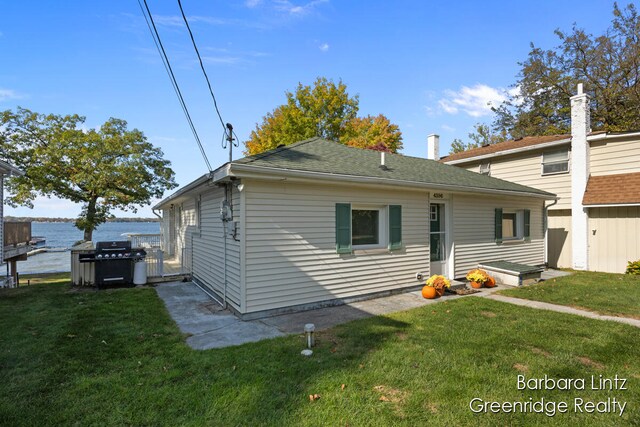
[191,186,242,310]
[460,149,571,209]
[452,194,545,277]
[588,206,640,273]
[589,137,640,176]
[547,210,572,269]
[243,180,429,313]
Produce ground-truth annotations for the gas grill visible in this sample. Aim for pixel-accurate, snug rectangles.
[79,241,147,289]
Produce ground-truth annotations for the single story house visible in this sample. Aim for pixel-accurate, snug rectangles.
[438,84,640,274]
[154,138,555,318]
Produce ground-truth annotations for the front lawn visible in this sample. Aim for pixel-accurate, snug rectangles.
[499,271,640,319]
[1,279,639,425]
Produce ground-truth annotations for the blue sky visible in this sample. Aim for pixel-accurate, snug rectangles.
[0,0,621,218]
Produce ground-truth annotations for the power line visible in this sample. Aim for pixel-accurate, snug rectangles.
[137,0,212,171]
[177,0,228,138]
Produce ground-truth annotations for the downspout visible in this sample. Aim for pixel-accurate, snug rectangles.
[543,199,558,267]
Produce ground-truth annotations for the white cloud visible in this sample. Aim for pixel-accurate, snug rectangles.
[441,124,455,132]
[273,0,328,15]
[438,84,511,118]
[319,42,329,52]
[245,0,262,7]
[0,88,23,102]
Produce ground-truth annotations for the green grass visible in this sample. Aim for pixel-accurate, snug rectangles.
[499,271,640,319]
[17,272,71,286]
[1,280,639,426]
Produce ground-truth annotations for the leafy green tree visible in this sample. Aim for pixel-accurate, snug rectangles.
[245,77,402,155]
[449,123,506,153]
[0,108,177,241]
[493,3,640,138]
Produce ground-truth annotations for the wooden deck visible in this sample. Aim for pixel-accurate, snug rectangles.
[162,257,188,276]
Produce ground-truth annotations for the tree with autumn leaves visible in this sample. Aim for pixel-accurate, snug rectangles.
[245,77,402,155]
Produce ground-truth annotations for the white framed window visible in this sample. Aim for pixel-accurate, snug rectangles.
[542,150,569,175]
[352,205,387,249]
[479,162,491,176]
[502,210,524,240]
[430,204,438,221]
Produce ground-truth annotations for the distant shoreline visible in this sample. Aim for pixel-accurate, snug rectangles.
[5,217,160,223]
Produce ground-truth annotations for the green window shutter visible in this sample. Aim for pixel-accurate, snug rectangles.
[335,203,352,254]
[495,208,503,244]
[389,205,402,250]
[524,209,531,241]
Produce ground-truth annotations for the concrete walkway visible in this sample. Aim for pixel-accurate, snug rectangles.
[155,282,285,350]
[155,269,638,350]
[155,281,486,349]
[482,294,640,328]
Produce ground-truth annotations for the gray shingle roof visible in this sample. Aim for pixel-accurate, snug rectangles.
[233,138,555,197]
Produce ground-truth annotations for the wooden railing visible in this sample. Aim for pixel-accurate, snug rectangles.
[4,221,31,247]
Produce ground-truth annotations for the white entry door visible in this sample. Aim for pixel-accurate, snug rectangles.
[430,202,448,276]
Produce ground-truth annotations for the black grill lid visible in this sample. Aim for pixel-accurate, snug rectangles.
[95,241,132,252]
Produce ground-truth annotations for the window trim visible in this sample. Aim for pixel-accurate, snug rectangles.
[351,204,388,250]
[541,149,570,176]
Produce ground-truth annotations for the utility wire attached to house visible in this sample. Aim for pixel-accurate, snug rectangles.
[177,0,229,139]
[137,0,212,172]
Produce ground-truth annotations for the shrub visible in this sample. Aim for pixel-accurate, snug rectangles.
[625,260,640,275]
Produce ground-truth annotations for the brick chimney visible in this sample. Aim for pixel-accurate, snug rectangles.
[570,83,590,270]
[427,134,440,160]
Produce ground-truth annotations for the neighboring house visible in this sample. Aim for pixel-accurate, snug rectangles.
[155,138,554,318]
[439,84,640,274]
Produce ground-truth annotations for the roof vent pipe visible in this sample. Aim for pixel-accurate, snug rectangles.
[427,134,440,161]
[380,151,385,166]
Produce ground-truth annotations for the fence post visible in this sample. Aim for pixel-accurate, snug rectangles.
[157,249,164,276]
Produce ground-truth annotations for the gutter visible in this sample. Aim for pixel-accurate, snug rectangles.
[583,202,640,208]
[226,163,557,200]
[0,160,25,177]
[586,131,640,142]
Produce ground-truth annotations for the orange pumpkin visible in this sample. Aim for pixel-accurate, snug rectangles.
[421,286,437,299]
[470,281,483,289]
[485,276,496,288]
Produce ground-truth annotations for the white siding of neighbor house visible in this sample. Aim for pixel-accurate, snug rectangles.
[243,180,430,313]
[547,210,572,269]
[588,206,640,274]
[589,137,640,176]
[190,186,242,311]
[462,150,572,209]
[452,194,546,278]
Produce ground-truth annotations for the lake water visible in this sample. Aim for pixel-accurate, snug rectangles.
[9,221,160,275]
[31,221,160,249]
